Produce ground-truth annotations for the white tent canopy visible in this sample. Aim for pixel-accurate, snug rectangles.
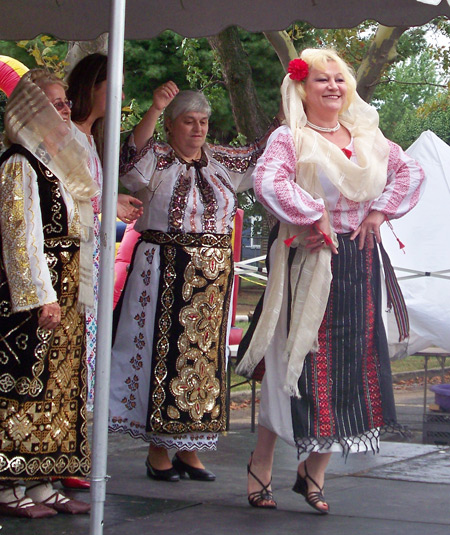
[382,130,450,355]
[1,2,450,534]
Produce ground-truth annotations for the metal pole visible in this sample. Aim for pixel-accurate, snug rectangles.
[89,1,126,534]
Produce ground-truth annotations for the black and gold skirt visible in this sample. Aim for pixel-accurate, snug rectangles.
[112,231,234,438]
[0,239,90,479]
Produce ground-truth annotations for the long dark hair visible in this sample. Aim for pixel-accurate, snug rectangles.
[67,53,107,160]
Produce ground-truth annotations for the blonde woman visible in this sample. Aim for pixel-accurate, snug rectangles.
[237,48,425,513]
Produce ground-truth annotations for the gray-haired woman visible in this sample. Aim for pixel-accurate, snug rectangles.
[109,81,281,482]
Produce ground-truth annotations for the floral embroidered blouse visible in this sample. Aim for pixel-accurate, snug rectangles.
[118,123,279,236]
[253,125,425,234]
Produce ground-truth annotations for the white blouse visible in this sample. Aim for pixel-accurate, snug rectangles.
[253,125,425,234]
[0,153,76,312]
[119,133,269,235]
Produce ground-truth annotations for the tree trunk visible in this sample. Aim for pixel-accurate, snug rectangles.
[208,27,270,140]
[356,25,408,102]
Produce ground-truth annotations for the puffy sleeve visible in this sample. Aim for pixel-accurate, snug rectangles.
[253,125,325,226]
[119,132,158,192]
[0,153,57,312]
[370,140,426,219]
[209,117,282,193]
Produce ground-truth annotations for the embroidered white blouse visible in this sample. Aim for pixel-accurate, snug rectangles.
[253,125,425,233]
[119,131,275,235]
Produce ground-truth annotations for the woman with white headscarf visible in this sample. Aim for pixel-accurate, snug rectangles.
[0,69,96,517]
[236,48,425,514]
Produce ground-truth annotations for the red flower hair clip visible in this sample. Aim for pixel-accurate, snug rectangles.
[288,58,309,81]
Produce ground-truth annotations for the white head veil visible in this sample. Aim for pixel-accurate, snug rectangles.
[4,70,100,309]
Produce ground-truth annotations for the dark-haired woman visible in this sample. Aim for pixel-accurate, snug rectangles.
[67,53,143,412]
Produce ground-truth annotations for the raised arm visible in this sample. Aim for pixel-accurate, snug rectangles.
[133,81,179,152]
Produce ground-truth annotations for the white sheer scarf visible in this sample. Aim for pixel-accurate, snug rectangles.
[4,73,99,309]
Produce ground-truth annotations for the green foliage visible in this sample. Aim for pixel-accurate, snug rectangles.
[123,33,234,143]
[124,30,284,145]
[181,37,233,143]
[237,29,285,117]
[123,34,186,111]
[16,35,68,76]
[312,22,375,69]
[366,20,449,146]
[373,49,443,140]
[0,36,68,127]
[390,92,450,149]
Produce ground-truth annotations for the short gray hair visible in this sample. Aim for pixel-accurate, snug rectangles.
[164,90,211,132]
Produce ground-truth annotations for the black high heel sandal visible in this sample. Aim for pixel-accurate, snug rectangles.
[247,452,277,509]
[292,462,329,514]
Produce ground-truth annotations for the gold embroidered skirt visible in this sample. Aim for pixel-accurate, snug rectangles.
[0,240,90,480]
[109,231,233,442]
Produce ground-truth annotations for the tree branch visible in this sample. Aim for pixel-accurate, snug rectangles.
[356,25,408,102]
[371,78,447,89]
[263,31,297,71]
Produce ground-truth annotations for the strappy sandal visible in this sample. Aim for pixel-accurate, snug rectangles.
[0,483,57,518]
[292,462,329,514]
[247,452,277,509]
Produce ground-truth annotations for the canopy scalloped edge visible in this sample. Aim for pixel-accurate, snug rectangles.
[0,0,449,41]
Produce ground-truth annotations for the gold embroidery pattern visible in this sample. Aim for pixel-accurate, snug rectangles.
[179,281,226,359]
[150,245,175,430]
[141,230,231,249]
[0,248,90,478]
[168,173,192,232]
[150,241,232,434]
[171,353,221,421]
[182,246,229,302]
[39,163,64,236]
[0,162,39,308]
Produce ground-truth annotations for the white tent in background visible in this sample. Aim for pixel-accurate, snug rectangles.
[382,130,450,355]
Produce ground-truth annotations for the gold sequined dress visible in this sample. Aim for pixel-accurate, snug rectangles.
[0,145,90,480]
[109,129,276,451]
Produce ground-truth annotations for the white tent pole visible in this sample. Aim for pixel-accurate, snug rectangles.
[89,1,126,534]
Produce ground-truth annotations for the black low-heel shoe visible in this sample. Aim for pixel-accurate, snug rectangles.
[172,454,216,481]
[145,457,180,482]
